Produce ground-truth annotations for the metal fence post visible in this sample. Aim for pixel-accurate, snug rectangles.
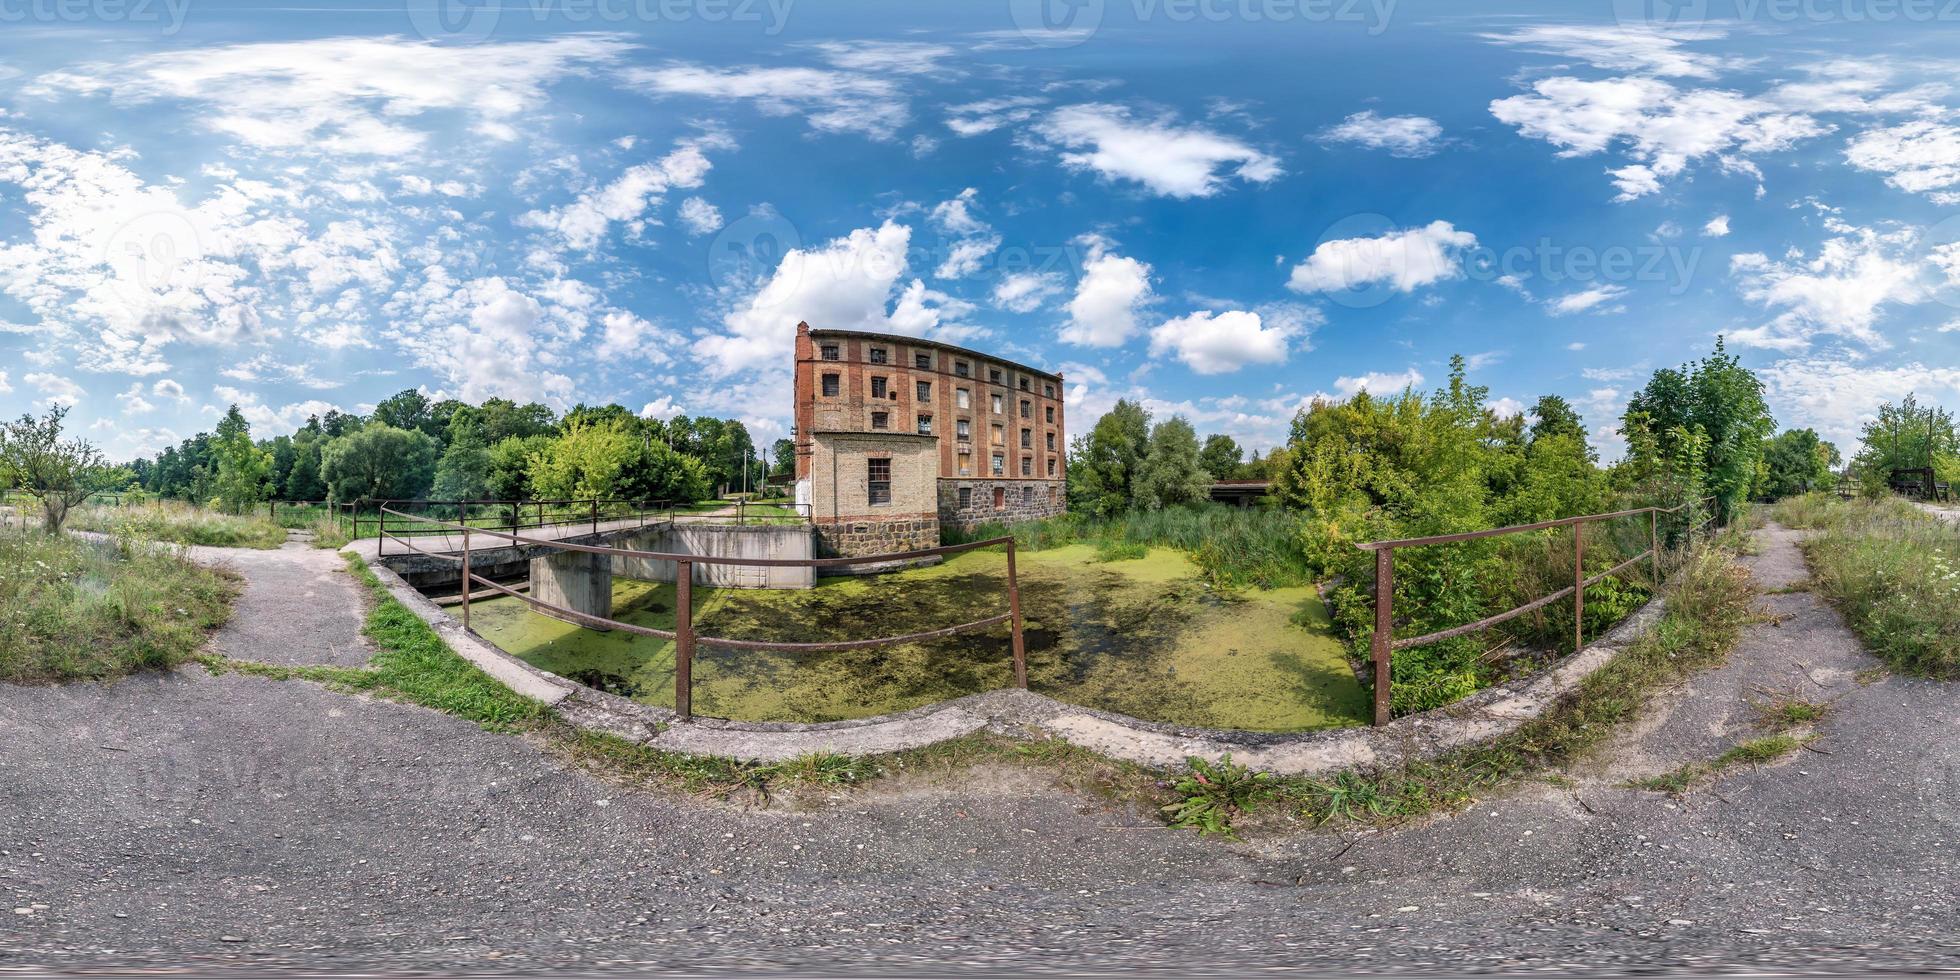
[675,559,694,722]
[591,498,599,535]
[1007,540,1027,689]
[1372,547,1394,727]
[1648,508,1660,586]
[461,526,471,632]
[1573,521,1586,653]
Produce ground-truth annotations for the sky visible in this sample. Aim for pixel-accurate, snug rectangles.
[0,0,1957,463]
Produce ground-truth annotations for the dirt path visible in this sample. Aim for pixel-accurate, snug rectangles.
[0,528,1954,974]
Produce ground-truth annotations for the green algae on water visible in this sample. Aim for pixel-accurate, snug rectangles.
[468,546,1370,731]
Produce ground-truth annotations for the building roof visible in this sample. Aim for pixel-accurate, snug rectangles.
[805,326,1063,382]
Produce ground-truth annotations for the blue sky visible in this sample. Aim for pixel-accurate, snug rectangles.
[1,0,1957,461]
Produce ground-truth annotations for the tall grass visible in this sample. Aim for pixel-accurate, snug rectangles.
[0,529,237,683]
[69,501,289,549]
[1775,493,1959,679]
[944,503,1314,588]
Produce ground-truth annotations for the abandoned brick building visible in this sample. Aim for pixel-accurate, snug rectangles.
[791,322,1067,557]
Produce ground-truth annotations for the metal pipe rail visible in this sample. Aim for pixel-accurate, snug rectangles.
[377,506,1028,721]
[372,498,677,556]
[1355,496,1718,727]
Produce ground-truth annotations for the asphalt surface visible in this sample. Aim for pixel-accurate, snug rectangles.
[0,524,1954,976]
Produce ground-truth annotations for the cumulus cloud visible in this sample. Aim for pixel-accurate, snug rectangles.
[24,371,85,408]
[1482,25,1740,79]
[1147,308,1306,374]
[1762,353,1960,451]
[1728,221,1931,350]
[594,310,678,363]
[1334,368,1424,397]
[1286,220,1477,295]
[1032,104,1281,198]
[394,276,576,407]
[520,133,731,251]
[992,271,1066,313]
[945,95,1045,137]
[1845,120,1960,201]
[1319,111,1445,157]
[928,188,1000,279]
[1704,214,1731,237]
[678,196,723,235]
[624,63,910,140]
[1060,236,1154,347]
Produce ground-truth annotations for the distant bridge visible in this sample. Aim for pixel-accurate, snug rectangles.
[1209,480,1271,507]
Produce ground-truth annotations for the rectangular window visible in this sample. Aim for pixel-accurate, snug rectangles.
[1046,458,1057,477]
[914,352,931,369]
[1044,384,1054,398]
[871,377,888,399]
[956,419,971,441]
[1022,485,1034,502]
[958,486,972,508]
[1021,457,1032,476]
[993,486,1006,510]
[991,424,1004,445]
[956,388,970,409]
[991,454,1005,476]
[1020,428,1032,449]
[871,411,889,429]
[959,454,971,476]
[1046,432,1055,451]
[917,414,932,435]
[1045,405,1055,423]
[869,347,888,364]
[989,367,1002,384]
[821,373,840,397]
[867,458,890,505]
[916,380,931,401]
[991,393,1003,414]
[1019,399,1031,418]
[1019,377,1030,391]
[955,360,970,378]
[820,344,839,361]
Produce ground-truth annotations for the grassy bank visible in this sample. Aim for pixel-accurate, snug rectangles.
[944,503,1314,588]
[1771,493,1959,679]
[0,529,237,683]
[69,501,289,549]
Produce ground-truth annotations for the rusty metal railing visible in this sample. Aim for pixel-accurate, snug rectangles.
[1355,496,1718,726]
[377,506,1027,721]
[373,499,680,556]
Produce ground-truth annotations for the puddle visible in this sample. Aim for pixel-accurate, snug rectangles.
[467,545,1370,731]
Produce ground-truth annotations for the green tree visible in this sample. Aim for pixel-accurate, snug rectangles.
[285,429,327,501]
[1134,417,1212,509]
[1527,394,1586,445]
[1198,434,1243,481]
[527,419,637,500]
[1622,339,1772,520]
[211,404,273,514]
[487,435,553,500]
[431,428,493,500]
[0,405,106,533]
[1760,429,1840,500]
[371,389,434,436]
[622,439,712,504]
[320,423,438,502]
[1851,393,1955,486]
[1066,399,1151,517]
[769,438,797,480]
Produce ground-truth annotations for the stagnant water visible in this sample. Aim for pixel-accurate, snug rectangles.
[467,544,1370,731]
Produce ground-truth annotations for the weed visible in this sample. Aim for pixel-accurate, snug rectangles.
[1161,755,1271,839]
[1630,764,1706,794]
[1777,495,1960,679]
[1753,695,1827,730]
[1716,734,1807,767]
[69,501,288,550]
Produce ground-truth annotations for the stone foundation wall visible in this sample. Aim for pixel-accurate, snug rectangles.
[815,517,940,559]
[937,478,1066,531]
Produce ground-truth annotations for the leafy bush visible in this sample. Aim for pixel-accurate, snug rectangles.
[944,503,1314,588]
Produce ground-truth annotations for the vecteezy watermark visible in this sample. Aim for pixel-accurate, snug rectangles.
[102,208,205,311]
[0,0,189,33]
[1617,0,1960,33]
[1920,213,1960,311]
[408,0,795,43]
[707,210,804,297]
[1303,213,1704,311]
[1010,0,1395,45]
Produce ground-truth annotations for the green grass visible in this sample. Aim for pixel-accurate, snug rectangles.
[1772,494,1960,679]
[1630,734,1811,794]
[0,528,237,683]
[69,501,289,549]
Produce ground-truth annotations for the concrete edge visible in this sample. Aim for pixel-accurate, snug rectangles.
[356,534,1678,774]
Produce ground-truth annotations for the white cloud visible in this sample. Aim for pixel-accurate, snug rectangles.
[394,276,576,407]
[928,188,1000,279]
[1148,309,1302,374]
[1490,76,1828,200]
[34,35,631,155]
[1845,120,1960,200]
[1334,368,1424,397]
[1467,350,1506,370]
[24,371,84,408]
[1060,236,1154,347]
[1761,354,1960,452]
[678,197,723,235]
[808,40,955,75]
[993,271,1066,313]
[639,395,685,419]
[1547,284,1630,317]
[117,383,154,415]
[1319,111,1444,157]
[1032,104,1281,198]
[1286,220,1477,295]
[1728,222,1931,350]
[625,63,909,140]
[594,310,677,364]
[1704,214,1731,237]
[0,371,9,394]
[152,378,187,401]
[520,133,731,251]
[945,96,1045,137]
[1482,25,1740,79]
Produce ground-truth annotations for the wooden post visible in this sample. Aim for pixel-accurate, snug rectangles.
[460,526,471,632]
[1007,540,1028,689]
[675,559,694,722]
[1573,521,1586,653]
[1648,508,1660,587]
[1371,547,1393,727]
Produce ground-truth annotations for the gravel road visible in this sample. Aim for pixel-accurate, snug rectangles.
[1,525,1954,975]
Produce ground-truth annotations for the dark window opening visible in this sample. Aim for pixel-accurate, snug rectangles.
[868,459,891,505]
[956,419,971,441]
[1046,432,1055,450]
[1047,458,1057,477]
[820,344,839,361]
[1019,400,1031,418]
[869,347,888,364]
[955,360,970,377]
[992,486,1005,510]
[958,486,972,508]
[1022,486,1034,503]
[1045,405,1055,423]
[917,414,933,435]
[1019,377,1030,391]
[989,368,1002,384]
[916,380,931,401]
[1044,384,1054,398]
[1020,428,1032,449]
[1020,457,1032,476]
[871,411,889,429]
[821,374,840,397]
[914,352,931,369]
[871,377,888,399]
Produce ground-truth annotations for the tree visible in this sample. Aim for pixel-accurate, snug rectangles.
[1198,434,1243,481]
[1066,399,1151,517]
[0,406,106,533]
[320,423,438,502]
[1622,339,1773,520]
[1761,428,1840,500]
[1134,417,1212,509]
[431,428,493,500]
[621,439,712,504]
[487,435,553,500]
[211,404,273,514]
[1527,395,1586,445]
[1851,393,1955,484]
[285,430,327,501]
[371,389,434,436]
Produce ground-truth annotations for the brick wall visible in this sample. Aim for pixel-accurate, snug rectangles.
[808,430,941,558]
[938,478,1066,531]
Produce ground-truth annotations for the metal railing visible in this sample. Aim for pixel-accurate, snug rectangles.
[372,498,680,556]
[376,506,1027,721]
[1355,497,1718,726]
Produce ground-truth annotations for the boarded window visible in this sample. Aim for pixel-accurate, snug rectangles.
[993,486,1005,510]
[867,459,891,505]
[871,411,889,429]
[821,374,839,397]
[956,388,970,409]
[991,424,1004,445]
